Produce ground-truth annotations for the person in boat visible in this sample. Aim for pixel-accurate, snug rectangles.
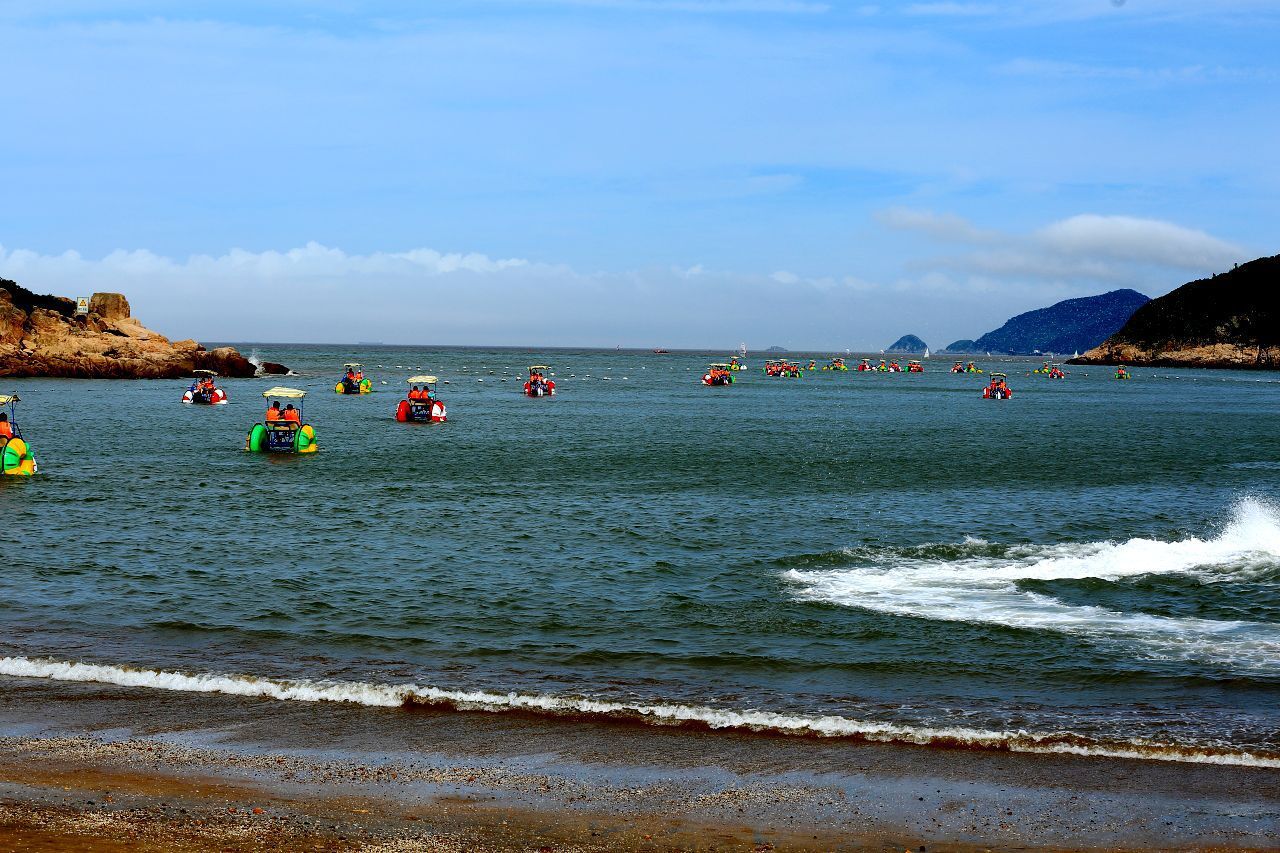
[265,400,282,422]
[408,385,420,400]
[282,403,300,423]
[0,412,11,440]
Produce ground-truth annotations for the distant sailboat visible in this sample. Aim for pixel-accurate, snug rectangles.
[738,342,747,357]
[923,346,930,359]
[1073,350,1079,359]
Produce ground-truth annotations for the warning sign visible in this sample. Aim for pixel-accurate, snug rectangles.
[76,297,90,315]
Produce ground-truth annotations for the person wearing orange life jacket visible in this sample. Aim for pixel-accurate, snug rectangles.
[0,413,11,440]
[265,401,282,422]
[282,403,301,423]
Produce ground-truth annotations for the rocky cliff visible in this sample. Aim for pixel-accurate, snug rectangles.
[1071,255,1280,369]
[0,278,277,378]
[971,289,1149,355]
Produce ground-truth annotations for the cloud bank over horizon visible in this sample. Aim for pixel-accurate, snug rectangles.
[0,209,1252,349]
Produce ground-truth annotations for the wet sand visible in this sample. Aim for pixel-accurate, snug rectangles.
[0,678,1277,851]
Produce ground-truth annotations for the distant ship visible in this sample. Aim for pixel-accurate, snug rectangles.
[653,348,670,354]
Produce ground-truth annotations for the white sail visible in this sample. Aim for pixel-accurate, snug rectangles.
[924,347,930,359]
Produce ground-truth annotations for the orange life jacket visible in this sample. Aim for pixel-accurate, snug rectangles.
[265,408,281,422]
[283,408,300,422]
[0,422,11,439]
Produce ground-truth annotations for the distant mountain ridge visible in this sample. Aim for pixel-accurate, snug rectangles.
[1072,255,1280,369]
[940,339,977,354]
[970,289,1149,355]
[885,334,928,353]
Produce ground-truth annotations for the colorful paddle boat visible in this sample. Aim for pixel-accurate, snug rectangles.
[246,387,317,454]
[823,358,849,371]
[982,373,1013,400]
[396,376,448,423]
[182,369,228,405]
[907,360,924,373]
[1114,365,1132,380]
[764,359,802,378]
[702,363,735,386]
[525,365,556,397]
[0,394,37,477]
[728,357,745,371]
[336,363,373,395]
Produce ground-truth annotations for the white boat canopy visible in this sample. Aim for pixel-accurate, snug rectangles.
[262,387,307,399]
[407,375,438,384]
[529,365,550,371]
[343,363,362,369]
[0,394,19,405]
[192,369,218,377]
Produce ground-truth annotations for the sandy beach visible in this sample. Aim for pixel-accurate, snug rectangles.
[0,678,1276,851]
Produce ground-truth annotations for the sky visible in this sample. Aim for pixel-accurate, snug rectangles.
[0,0,1276,348]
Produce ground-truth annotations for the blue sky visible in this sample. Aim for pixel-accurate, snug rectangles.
[0,0,1275,348]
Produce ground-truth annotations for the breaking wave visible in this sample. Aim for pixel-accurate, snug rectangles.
[0,655,1277,768]
[784,498,1280,672]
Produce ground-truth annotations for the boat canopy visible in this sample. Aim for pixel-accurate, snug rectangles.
[407,375,438,384]
[529,365,550,371]
[0,394,19,405]
[262,386,307,399]
[908,360,922,365]
[192,369,218,377]
[343,363,362,369]
[709,363,730,369]
[991,373,1008,379]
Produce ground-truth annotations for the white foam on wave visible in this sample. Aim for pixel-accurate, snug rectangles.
[1,655,1275,768]
[784,498,1280,672]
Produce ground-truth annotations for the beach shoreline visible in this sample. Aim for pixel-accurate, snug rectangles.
[1,679,1276,851]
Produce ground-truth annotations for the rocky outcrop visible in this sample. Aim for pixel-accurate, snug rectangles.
[885,334,928,354]
[972,289,1149,355]
[1071,256,1280,369]
[0,278,284,378]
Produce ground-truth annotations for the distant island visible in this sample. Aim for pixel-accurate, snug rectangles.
[0,278,286,378]
[1071,255,1280,369]
[959,289,1149,356]
[940,339,977,354]
[764,345,788,353]
[885,334,928,354]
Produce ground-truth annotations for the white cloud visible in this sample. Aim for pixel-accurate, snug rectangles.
[875,207,996,243]
[880,208,1248,288]
[1036,214,1245,271]
[771,270,800,284]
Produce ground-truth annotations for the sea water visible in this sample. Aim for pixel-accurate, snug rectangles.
[1,347,1277,766]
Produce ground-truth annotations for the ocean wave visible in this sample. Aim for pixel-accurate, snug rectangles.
[0,655,1277,768]
[783,498,1280,672]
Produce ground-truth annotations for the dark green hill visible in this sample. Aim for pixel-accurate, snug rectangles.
[1073,255,1280,368]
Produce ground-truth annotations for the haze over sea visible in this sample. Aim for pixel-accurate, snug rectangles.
[1,348,1278,768]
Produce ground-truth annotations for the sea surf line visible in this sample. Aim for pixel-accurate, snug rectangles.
[784,498,1280,673]
[1,655,1277,768]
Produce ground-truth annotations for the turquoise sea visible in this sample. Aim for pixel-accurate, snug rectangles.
[1,347,1278,766]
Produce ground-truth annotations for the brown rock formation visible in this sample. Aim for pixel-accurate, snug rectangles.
[0,278,285,379]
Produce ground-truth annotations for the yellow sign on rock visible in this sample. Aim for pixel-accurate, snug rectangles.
[75,297,90,315]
